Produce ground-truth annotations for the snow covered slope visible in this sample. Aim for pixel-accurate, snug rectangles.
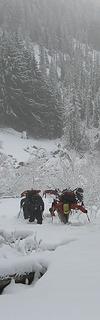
[0,128,100,319]
[0,197,100,320]
[0,128,100,206]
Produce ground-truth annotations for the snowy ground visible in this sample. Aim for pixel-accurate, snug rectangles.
[0,128,100,319]
[0,197,100,320]
[0,128,100,206]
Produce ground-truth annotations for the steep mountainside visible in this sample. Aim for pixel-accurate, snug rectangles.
[0,32,62,138]
[0,0,100,50]
[0,0,100,144]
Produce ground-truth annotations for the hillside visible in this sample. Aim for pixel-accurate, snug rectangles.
[0,128,100,207]
[0,0,100,50]
[0,3,100,318]
[0,0,100,145]
[0,171,100,319]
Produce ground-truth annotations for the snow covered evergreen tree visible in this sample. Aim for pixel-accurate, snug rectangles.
[0,31,62,138]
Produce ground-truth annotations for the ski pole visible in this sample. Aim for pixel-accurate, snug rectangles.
[17,208,21,218]
[86,212,90,222]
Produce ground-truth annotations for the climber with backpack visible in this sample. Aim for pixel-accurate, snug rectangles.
[20,189,44,224]
[58,187,84,222]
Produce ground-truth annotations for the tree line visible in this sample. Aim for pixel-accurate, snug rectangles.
[0,0,100,148]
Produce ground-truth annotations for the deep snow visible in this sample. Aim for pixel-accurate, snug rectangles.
[0,197,100,320]
[0,128,100,320]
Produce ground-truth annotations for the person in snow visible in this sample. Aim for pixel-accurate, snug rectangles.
[59,187,84,219]
[20,190,44,224]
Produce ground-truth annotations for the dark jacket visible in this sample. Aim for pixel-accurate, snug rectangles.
[21,194,44,212]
